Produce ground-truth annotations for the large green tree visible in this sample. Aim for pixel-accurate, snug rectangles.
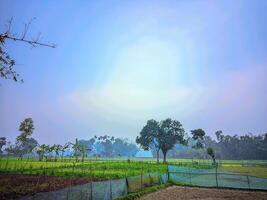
[15,118,38,157]
[136,119,161,163]
[159,118,187,163]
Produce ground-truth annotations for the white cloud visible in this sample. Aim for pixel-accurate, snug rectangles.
[62,62,267,137]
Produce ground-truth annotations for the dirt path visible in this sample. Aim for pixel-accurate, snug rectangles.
[139,186,267,200]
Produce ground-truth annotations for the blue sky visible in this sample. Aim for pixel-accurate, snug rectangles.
[1,0,267,144]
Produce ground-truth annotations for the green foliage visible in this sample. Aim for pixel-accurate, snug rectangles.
[136,119,160,162]
[214,131,267,160]
[18,118,34,140]
[191,129,206,149]
[5,118,38,158]
[0,137,6,154]
[158,118,186,163]
[207,147,216,165]
[137,118,187,163]
[79,136,138,158]
[0,158,167,179]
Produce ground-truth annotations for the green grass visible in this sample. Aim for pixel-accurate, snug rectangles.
[0,157,167,179]
[219,165,267,178]
[1,157,266,179]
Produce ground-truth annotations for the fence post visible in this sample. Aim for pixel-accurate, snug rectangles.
[110,180,112,200]
[158,172,161,184]
[246,175,250,189]
[90,182,93,200]
[141,169,143,189]
[66,179,71,200]
[149,173,153,186]
[189,170,192,185]
[215,163,218,187]
[125,177,129,194]
[167,166,170,182]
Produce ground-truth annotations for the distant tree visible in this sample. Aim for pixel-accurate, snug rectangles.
[5,143,17,156]
[127,143,139,157]
[113,138,138,157]
[60,143,70,161]
[136,119,161,163]
[46,145,55,160]
[191,129,206,149]
[36,144,49,161]
[81,145,90,162]
[113,138,125,157]
[15,118,38,158]
[207,147,216,165]
[159,118,187,163]
[0,137,6,154]
[215,130,224,142]
[51,144,62,161]
[72,138,82,162]
[95,135,114,157]
[18,118,34,141]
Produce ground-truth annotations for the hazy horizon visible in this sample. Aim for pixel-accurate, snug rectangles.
[1,0,267,145]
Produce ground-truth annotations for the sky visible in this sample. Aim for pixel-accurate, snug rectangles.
[0,0,267,145]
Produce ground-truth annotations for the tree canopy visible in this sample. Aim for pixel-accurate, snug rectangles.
[137,118,187,163]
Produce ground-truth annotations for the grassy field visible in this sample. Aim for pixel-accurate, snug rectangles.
[0,157,266,179]
[0,157,167,179]
[0,157,267,200]
[219,165,267,178]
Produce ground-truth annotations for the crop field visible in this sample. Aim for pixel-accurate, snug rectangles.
[0,157,167,179]
[0,157,267,199]
[1,157,267,179]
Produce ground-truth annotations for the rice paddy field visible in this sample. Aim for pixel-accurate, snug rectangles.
[0,157,267,179]
[0,157,168,179]
[1,157,267,179]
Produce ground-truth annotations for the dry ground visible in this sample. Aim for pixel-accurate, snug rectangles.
[139,186,267,200]
[0,173,105,200]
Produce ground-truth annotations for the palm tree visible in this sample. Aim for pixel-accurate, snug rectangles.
[44,145,54,161]
[60,143,70,161]
[81,145,91,162]
[53,144,62,162]
[71,138,81,162]
[36,144,49,161]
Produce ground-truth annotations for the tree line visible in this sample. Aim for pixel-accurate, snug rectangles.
[1,117,266,163]
[138,119,267,161]
[136,118,209,163]
[0,118,139,161]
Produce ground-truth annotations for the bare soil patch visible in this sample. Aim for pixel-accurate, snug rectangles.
[139,186,267,200]
[0,173,105,200]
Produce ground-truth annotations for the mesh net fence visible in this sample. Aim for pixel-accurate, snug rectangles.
[168,165,267,190]
[20,165,267,200]
[19,173,166,200]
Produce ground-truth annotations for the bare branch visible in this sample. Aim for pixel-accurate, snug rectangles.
[2,34,56,48]
[0,18,56,83]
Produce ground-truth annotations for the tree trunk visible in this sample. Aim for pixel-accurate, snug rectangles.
[162,150,168,164]
[156,149,159,164]
[212,157,216,165]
